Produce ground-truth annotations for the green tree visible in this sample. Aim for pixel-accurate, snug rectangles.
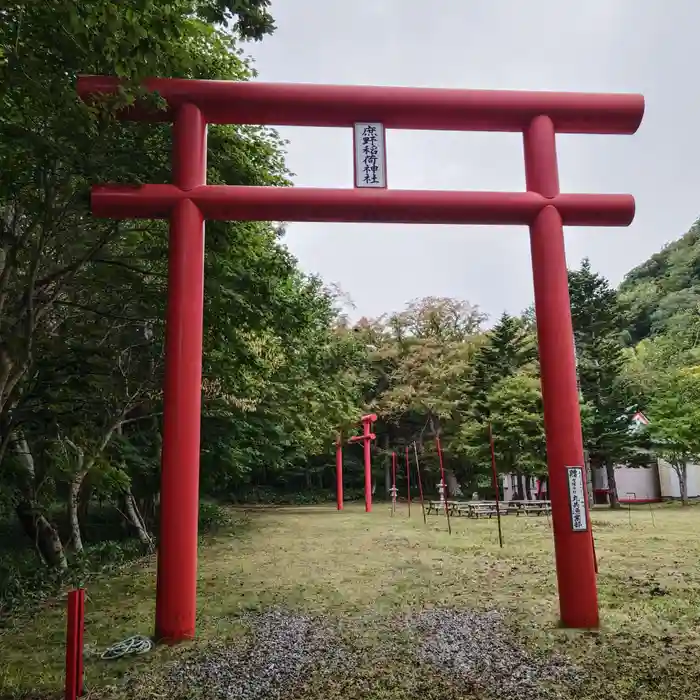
[569,260,643,507]
[619,219,700,343]
[2,1,364,568]
[647,368,700,505]
[467,312,537,421]
[443,313,539,495]
[455,370,546,496]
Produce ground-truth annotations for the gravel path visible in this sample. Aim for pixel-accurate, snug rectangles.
[412,608,581,699]
[165,607,579,699]
[168,609,350,699]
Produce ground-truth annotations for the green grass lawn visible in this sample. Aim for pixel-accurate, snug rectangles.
[2,502,699,699]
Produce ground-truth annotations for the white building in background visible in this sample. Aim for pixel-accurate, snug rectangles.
[591,458,700,503]
[500,412,700,504]
[501,474,544,501]
[592,411,700,503]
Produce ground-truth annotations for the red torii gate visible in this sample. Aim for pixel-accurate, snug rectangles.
[335,413,377,512]
[77,76,644,641]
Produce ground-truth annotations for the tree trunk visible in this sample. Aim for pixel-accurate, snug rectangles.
[77,474,92,523]
[382,435,391,496]
[68,470,88,553]
[124,490,153,547]
[15,500,68,570]
[11,432,68,569]
[605,460,620,508]
[446,470,462,498]
[137,494,158,530]
[583,449,594,508]
[677,462,688,505]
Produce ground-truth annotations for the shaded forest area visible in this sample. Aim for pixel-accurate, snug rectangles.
[2,1,700,615]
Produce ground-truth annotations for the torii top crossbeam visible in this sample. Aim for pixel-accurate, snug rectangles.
[77,76,643,133]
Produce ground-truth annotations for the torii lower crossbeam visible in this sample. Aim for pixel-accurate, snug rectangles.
[78,75,644,641]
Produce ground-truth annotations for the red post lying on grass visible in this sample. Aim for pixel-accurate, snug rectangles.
[336,432,343,510]
[348,413,377,512]
[64,588,85,700]
[405,446,411,517]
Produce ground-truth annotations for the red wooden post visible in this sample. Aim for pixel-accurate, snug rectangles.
[78,76,643,631]
[488,423,504,548]
[405,446,411,517]
[361,414,377,512]
[154,104,207,642]
[336,432,343,510]
[391,450,397,514]
[524,115,598,628]
[361,415,375,512]
[64,588,85,700]
[413,442,427,525]
[434,436,452,535]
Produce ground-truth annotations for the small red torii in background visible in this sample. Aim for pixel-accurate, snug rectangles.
[77,75,643,642]
[348,413,377,513]
[340,413,377,512]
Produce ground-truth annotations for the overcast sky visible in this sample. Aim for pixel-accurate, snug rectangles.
[245,1,699,323]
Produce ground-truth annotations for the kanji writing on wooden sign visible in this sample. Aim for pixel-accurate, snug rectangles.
[566,466,588,532]
[353,122,387,188]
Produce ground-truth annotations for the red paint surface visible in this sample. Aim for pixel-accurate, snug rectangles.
[336,433,343,511]
[154,105,207,642]
[618,497,663,504]
[91,185,635,227]
[405,446,411,516]
[77,76,643,134]
[64,588,85,700]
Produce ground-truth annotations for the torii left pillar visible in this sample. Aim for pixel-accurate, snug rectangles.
[348,413,377,512]
[154,104,207,643]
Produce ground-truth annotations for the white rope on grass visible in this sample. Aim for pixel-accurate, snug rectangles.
[101,635,154,660]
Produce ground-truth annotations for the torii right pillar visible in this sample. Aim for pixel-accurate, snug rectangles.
[525,115,598,628]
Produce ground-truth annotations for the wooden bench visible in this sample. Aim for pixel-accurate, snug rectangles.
[520,504,551,516]
[427,500,468,515]
[427,500,477,516]
[460,501,510,518]
[507,500,552,516]
[513,501,552,515]
[450,502,476,517]
[427,500,450,515]
[426,499,550,518]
